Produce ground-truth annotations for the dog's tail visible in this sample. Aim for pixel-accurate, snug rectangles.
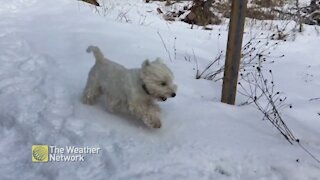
[86,45,104,64]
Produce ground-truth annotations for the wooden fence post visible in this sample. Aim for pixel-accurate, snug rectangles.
[221,0,248,105]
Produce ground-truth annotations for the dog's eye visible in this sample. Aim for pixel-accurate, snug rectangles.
[161,82,167,86]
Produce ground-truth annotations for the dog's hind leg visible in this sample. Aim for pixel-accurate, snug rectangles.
[82,73,102,105]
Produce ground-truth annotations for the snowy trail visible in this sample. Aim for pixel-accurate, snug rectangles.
[0,0,320,179]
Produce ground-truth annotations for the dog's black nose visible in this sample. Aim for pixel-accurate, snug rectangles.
[171,93,176,97]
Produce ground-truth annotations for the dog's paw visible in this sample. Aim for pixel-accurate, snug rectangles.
[82,95,95,105]
[151,120,161,128]
[147,118,162,129]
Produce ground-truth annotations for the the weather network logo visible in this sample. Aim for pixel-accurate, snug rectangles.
[32,144,101,162]
[32,145,49,162]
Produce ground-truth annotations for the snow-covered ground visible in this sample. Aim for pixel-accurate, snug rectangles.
[0,0,319,179]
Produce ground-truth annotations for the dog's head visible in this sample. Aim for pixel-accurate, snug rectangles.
[140,58,177,101]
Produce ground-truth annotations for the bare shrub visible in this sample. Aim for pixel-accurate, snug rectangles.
[183,0,222,26]
[238,67,296,143]
[195,32,285,81]
[194,31,300,143]
[246,7,277,20]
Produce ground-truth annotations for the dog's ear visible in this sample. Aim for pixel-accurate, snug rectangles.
[140,60,150,79]
[141,60,150,78]
[142,59,150,68]
[154,58,163,63]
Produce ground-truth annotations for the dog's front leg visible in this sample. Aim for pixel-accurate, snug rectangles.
[129,103,161,128]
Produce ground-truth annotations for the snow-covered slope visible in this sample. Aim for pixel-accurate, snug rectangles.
[0,0,319,179]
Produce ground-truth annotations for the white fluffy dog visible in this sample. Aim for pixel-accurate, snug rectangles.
[83,46,177,128]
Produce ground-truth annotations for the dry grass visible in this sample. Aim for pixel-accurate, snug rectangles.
[253,0,285,8]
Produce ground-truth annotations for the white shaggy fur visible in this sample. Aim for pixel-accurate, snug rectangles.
[83,45,177,128]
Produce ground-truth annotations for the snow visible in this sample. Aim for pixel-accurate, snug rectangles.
[0,0,320,179]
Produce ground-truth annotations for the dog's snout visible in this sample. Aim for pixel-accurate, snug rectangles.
[171,93,176,97]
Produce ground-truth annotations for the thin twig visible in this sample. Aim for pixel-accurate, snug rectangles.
[157,31,173,62]
[297,141,320,164]
[309,97,320,101]
[192,49,200,79]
